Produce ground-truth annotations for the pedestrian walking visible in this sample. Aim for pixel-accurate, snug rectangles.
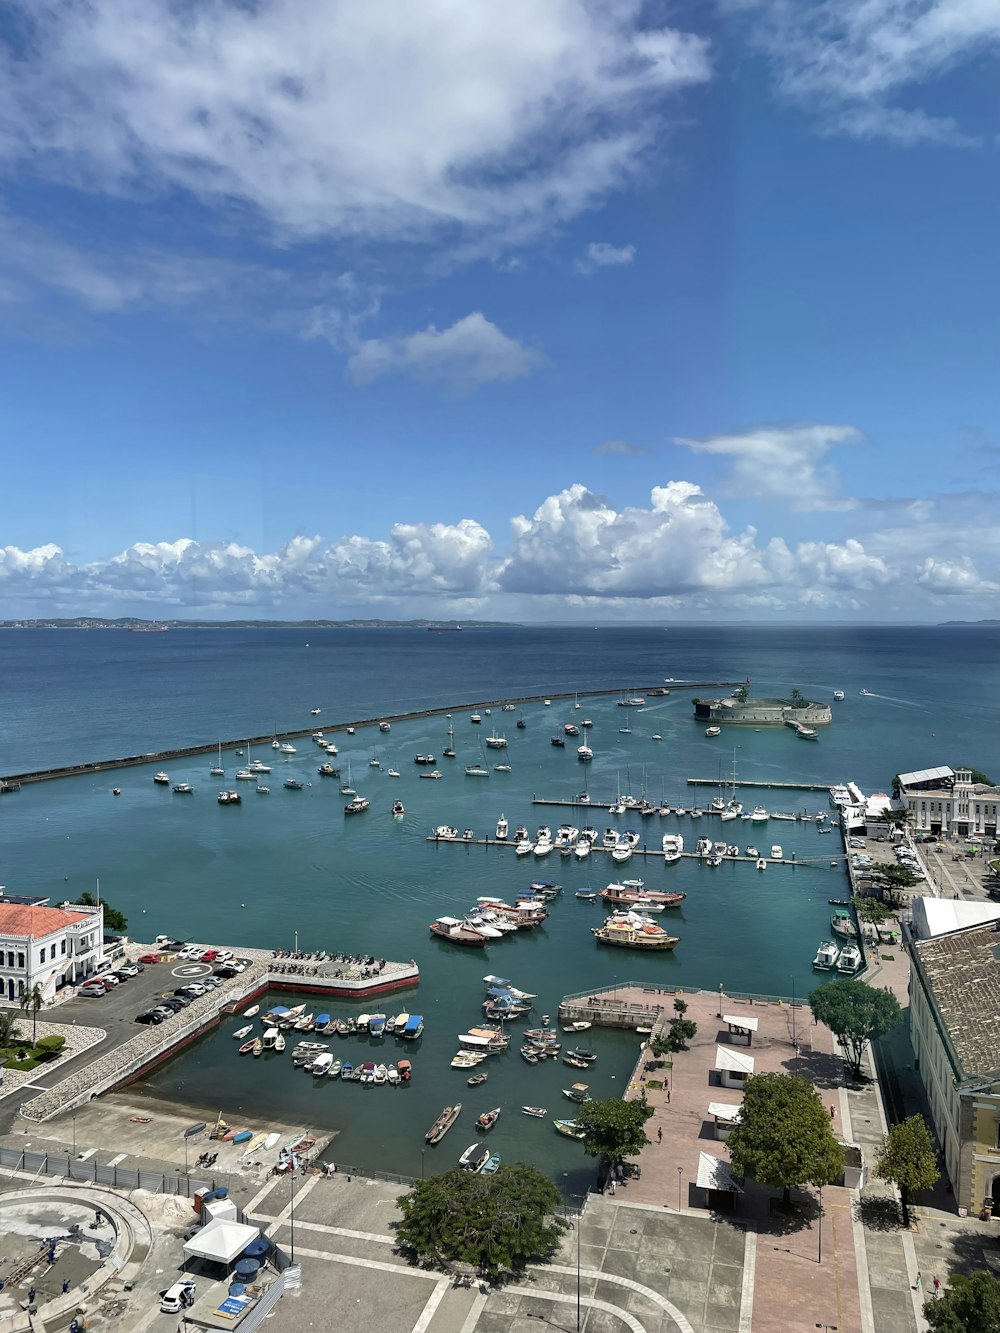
[27,1287,35,1306]
[62,1277,71,1294]
[657,1127,663,1143]
[609,1178,616,1196]
[914,1272,922,1291]
[933,1276,940,1296]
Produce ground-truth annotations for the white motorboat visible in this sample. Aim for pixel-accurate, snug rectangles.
[574,840,591,860]
[756,857,767,870]
[514,838,534,856]
[387,768,400,778]
[534,829,554,857]
[496,815,508,841]
[662,833,684,863]
[770,845,784,861]
[750,806,769,822]
[602,828,618,850]
[249,759,271,773]
[577,745,593,761]
[234,768,255,780]
[280,742,296,754]
[837,943,863,973]
[813,941,840,970]
[611,841,633,864]
[435,825,459,839]
[833,690,845,701]
[153,772,170,784]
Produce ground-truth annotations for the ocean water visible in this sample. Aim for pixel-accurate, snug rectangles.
[1,623,997,1181]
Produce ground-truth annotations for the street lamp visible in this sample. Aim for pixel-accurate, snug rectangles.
[289,1172,296,1263]
[817,1187,824,1265]
[677,1167,683,1211]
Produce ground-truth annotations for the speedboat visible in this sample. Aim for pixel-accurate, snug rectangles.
[662,834,683,863]
[392,800,405,817]
[833,690,845,701]
[434,825,458,839]
[280,742,297,754]
[496,815,508,841]
[705,726,721,737]
[153,772,170,784]
[172,782,194,793]
[750,806,769,822]
[574,840,591,860]
[770,845,783,861]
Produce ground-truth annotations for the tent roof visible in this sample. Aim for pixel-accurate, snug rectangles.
[708,1102,742,1122]
[696,1151,743,1192]
[723,1014,759,1032]
[715,1045,755,1074]
[898,766,953,789]
[183,1218,260,1265]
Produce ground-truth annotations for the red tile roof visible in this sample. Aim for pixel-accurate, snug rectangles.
[0,904,99,939]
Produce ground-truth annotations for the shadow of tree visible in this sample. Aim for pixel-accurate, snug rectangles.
[855,1195,903,1232]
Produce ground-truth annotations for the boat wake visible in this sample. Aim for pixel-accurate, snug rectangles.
[859,693,930,711]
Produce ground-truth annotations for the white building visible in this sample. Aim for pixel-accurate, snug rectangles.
[900,767,1000,839]
[0,901,103,1003]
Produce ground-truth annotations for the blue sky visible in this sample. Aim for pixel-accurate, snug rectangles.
[0,0,998,621]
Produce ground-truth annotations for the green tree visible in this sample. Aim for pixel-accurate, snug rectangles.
[20,983,44,1041]
[664,1018,697,1051]
[875,1115,940,1224]
[789,688,808,709]
[74,891,128,933]
[395,1165,566,1279]
[576,1096,653,1165]
[870,863,921,905]
[672,998,689,1017]
[924,1270,1000,1333]
[852,896,894,924]
[726,1073,844,1206]
[960,767,994,787]
[0,1009,20,1048]
[649,1035,672,1060]
[734,682,750,704]
[809,979,902,1076]
[879,808,912,831]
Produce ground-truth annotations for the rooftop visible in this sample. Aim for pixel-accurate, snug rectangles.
[912,922,1000,1078]
[0,903,100,939]
[898,766,954,788]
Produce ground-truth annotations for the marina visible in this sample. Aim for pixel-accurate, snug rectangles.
[0,622,983,1185]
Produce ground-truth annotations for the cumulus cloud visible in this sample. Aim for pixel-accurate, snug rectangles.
[674,422,862,511]
[0,2,710,245]
[4,474,1000,618]
[345,313,545,389]
[729,0,1000,144]
[575,242,637,274]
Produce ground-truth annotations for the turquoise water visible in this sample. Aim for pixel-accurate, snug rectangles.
[2,624,998,1179]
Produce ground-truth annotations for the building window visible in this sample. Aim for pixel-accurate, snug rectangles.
[17,953,24,969]
[61,940,66,956]
[5,952,11,968]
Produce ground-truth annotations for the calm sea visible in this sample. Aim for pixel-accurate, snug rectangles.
[1,623,997,1183]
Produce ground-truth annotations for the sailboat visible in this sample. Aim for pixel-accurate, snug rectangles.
[465,742,490,777]
[574,692,581,710]
[443,719,456,759]
[340,761,355,796]
[210,741,224,777]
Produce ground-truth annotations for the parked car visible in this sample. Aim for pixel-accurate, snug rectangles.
[137,953,161,964]
[198,977,222,990]
[161,997,189,1011]
[214,949,234,962]
[78,984,106,998]
[177,946,203,960]
[135,1010,164,1024]
[200,949,219,962]
[160,1280,196,1313]
[179,983,207,997]
[98,974,120,987]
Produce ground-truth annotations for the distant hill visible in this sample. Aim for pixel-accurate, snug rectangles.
[938,620,1000,627]
[0,617,511,630]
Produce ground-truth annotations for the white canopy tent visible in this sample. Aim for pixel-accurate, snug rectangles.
[696,1151,743,1193]
[707,1102,742,1123]
[183,1218,261,1266]
[722,1014,758,1045]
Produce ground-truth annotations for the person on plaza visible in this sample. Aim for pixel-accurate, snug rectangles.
[63,1277,71,1294]
[657,1127,663,1143]
[933,1276,940,1295]
[914,1272,922,1291]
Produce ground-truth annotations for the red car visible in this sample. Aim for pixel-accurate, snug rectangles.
[200,949,219,962]
[138,953,162,964]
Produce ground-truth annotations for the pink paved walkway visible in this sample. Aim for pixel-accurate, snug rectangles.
[613,984,863,1332]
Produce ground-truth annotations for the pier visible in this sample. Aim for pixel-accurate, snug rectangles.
[0,681,744,788]
[425,833,845,865]
[686,777,834,792]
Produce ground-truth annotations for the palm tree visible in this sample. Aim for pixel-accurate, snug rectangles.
[0,1009,20,1049]
[20,984,44,1042]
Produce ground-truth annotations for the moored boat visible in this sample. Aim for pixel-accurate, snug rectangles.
[553,1119,586,1140]
[813,940,840,970]
[458,1142,491,1173]
[430,917,487,946]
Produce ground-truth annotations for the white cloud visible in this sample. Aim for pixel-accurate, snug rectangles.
[5,471,1000,619]
[575,241,637,274]
[345,313,545,389]
[729,0,1000,144]
[0,1,710,245]
[674,422,862,511]
[595,439,649,457]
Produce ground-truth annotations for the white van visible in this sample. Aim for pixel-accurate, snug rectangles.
[160,1280,196,1313]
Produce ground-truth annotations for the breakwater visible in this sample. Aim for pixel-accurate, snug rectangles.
[0,682,743,787]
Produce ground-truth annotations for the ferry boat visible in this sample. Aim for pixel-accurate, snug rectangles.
[601,883,685,909]
[344,796,369,814]
[153,772,170,785]
[813,940,840,970]
[705,726,721,737]
[172,782,194,794]
[831,908,857,939]
[833,690,845,701]
[592,912,680,950]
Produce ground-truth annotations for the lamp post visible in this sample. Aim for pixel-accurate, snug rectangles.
[290,1171,296,1263]
[421,1148,425,1180]
[677,1166,683,1211]
[817,1187,823,1265]
[575,1206,581,1332]
[72,1112,77,1159]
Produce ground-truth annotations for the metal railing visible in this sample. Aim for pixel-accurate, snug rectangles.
[559,980,802,1007]
[0,1144,209,1197]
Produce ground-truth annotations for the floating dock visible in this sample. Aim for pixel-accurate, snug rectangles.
[425,834,844,865]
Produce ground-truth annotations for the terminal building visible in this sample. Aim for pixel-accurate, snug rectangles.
[907,917,1000,1215]
[0,894,104,1002]
[898,766,1000,840]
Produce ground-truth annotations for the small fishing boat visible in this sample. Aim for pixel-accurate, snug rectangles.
[563,1083,590,1102]
[458,1142,491,1173]
[467,1072,489,1086]
[232,1024,253,1040]
[521,1106,547,1118]
[482,1153,502,1175]
[251,1037,264,1057]
[477,1107,501,1132]
[243,1005,260,1018]
[575,890,597,902]
[553,1119,586,1140]
[563,1054,590,1069]
[426,1104,462,1144]
[231,1130,254,1144]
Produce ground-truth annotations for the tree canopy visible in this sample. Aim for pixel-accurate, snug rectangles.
[726,1072,844,1204]
[74,890,128,933]
[809,979,902,1075]
[852,896,895,924]
[924,1270,1000,1333]
[395,1164,566,1279]
[576,1096,653,1162]
[875,1115,940,1221]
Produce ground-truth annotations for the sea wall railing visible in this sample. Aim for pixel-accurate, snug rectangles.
[559,980,805,1008]
[0,1144,209,1197]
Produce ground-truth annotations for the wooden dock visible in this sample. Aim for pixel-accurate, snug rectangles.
[686,777,834,793]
